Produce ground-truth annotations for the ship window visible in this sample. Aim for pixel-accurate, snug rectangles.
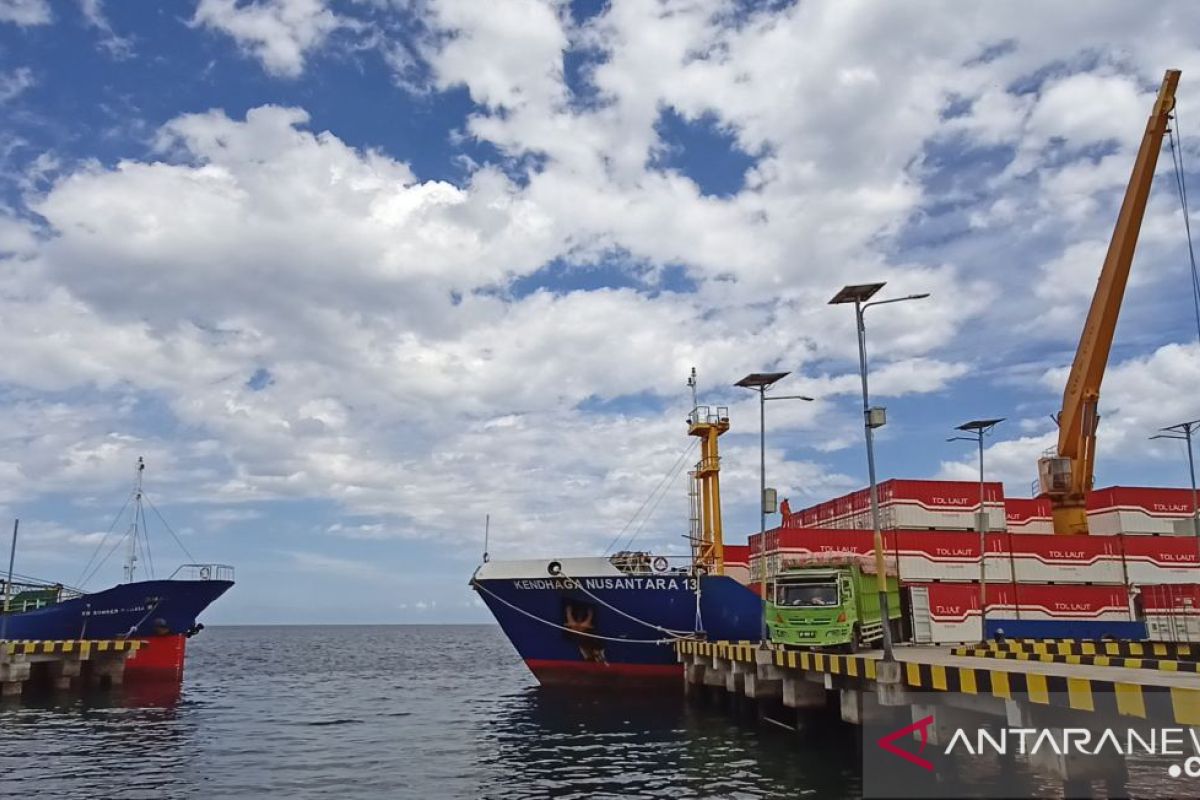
[776,582,839,607]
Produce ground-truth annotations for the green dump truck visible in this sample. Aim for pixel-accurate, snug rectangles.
[766,553,901,651]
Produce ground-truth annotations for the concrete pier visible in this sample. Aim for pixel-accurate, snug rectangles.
[678,638,1200,796]
[0,639,143,699]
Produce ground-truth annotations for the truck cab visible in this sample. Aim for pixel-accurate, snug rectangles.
[766,553,900,651]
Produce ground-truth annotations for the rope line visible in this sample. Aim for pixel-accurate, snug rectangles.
[74,491,134,588]
[144,494,197,564]
[617,444,697,554]
[556,567,695,637]
[1168,110,1200,344]
[80,527,134,588]
[470,579,687,645]
[603,438,698,556]
[123,598,162,638]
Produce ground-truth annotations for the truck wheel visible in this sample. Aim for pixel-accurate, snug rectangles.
[849,624,862,654]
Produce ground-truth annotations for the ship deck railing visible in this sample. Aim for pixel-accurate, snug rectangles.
[168,563,235,582]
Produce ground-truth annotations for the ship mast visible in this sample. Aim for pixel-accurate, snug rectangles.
[686,369,730,575]
[123,457,145,583]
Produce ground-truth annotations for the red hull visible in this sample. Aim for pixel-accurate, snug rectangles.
[125,634,187,681]
[525,658,681,687]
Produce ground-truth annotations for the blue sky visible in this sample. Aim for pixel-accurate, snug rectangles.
[1,1,1199,624]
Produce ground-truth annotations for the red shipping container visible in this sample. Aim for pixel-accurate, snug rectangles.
[724,544,749,566]
[910,582,1131,643]
[1138,583,1200,611]
[1088,486,1196,514]
[893,530,1013,582]
[770,528,878,555]
[1005,497,1053,533]
[1121,536,1200,583]
[1007,534,1123,584]
[881,478,1003,510]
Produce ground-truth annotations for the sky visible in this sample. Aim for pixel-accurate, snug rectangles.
[0,0,1199,624]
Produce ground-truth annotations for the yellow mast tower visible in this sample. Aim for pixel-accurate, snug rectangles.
[686,368,730,575]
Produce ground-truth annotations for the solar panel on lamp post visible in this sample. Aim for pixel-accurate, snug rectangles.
[830,282,930,662]
[735,372,813,648]
[948,418,1004,644]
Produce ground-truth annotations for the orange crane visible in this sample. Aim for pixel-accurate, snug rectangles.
[1038,69,1181,535]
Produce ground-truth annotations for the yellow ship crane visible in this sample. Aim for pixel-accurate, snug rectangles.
[1039,69,1181,535]
[686,371,730,574]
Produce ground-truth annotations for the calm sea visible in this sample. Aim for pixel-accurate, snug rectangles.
[0,625,860,799]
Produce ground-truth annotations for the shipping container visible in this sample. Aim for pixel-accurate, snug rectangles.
[908,582,1132,644]
[1137,584,1200,642]
[878,478,1004,508]
[1005,497,1053,534]
[1121,536,1200,583]
[893,530,1013,582]
[724,544,749,584]
[1087,486,1197,535]
[1007,534,1124,584]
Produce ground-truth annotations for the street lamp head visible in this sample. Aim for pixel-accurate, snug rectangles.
[906,293,932,301]
[735,371,790,389]
[956,418,1005,433]
[829,282,885,305]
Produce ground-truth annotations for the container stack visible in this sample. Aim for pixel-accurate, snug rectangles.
[783,479,1006,532]
[781,481,1196,536]
[755,478,1200,641]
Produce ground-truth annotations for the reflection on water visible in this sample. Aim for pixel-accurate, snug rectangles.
[0,626,861,799]
[474,687,860,799]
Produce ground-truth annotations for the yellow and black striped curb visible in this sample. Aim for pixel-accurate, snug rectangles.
[953,646,1200,673]
[976,639,1199,660]
[677,639,1200,725]
[1,640,143,657]
[679,640,758,662]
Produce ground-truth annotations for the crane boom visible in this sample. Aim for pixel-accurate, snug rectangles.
[1038,69,1181,535]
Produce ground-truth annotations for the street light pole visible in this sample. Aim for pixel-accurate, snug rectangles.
[1151,419,1200,541]
[831,283,930,662]
[735,372,813,646]
[949,418,1004,644]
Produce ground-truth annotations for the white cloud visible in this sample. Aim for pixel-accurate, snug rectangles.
[0,67,34,104]
[78,0,134,58]
[937,432,1055,496]
[941,342,1200,494]
[0,0,50,26]
[420,0,569,110]
[285,549,388,580]
[192,0,346,77]
[4,3,1200,570]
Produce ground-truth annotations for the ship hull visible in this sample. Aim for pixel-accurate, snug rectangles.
[473,558,761,685]
[1,579,233,641]
[125,633,188,681]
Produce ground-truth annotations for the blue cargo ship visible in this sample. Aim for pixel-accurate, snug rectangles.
[472,556,760,684]
[473,400,764,685]
[0,570,233,641]
[0,458,233,677]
